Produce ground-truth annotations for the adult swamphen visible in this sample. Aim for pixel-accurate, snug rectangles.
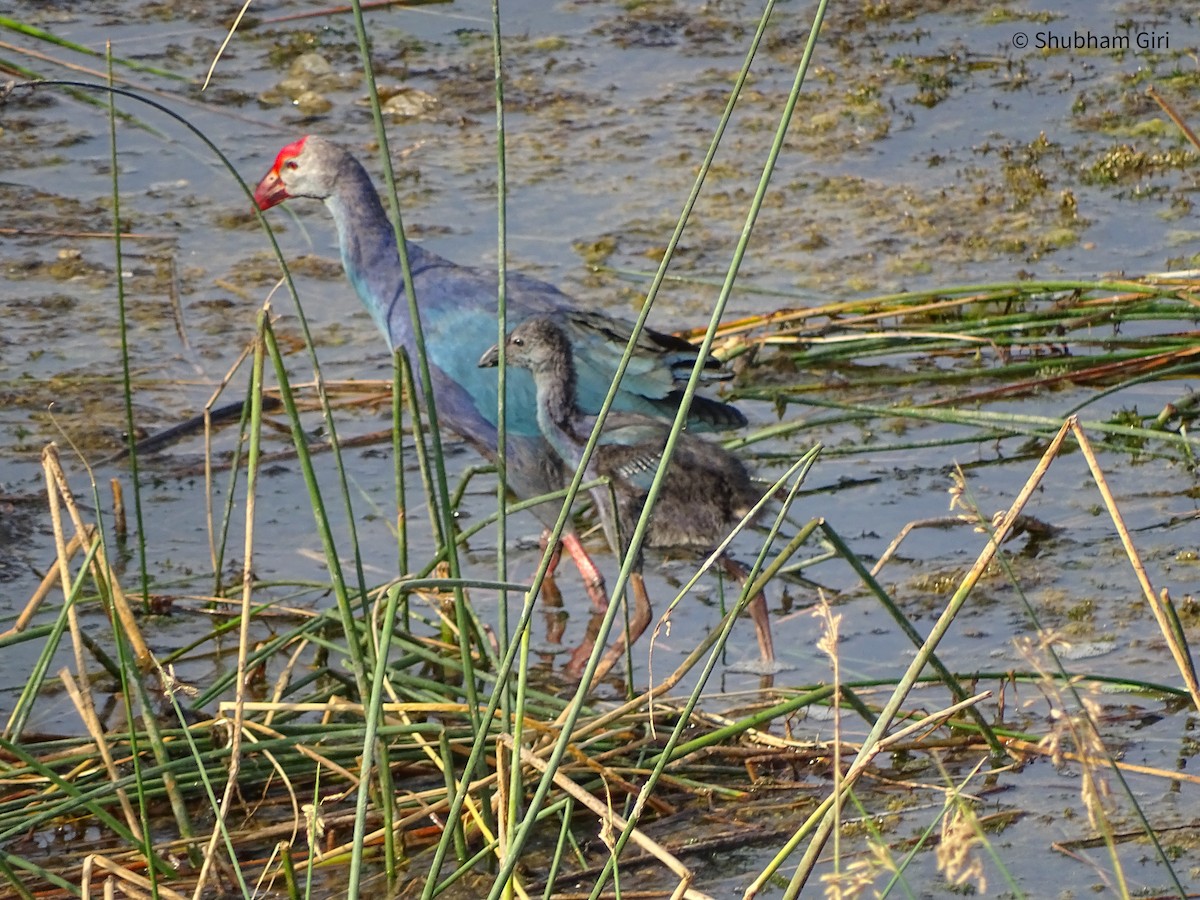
[253,135,745,609]
[479,317,774,678]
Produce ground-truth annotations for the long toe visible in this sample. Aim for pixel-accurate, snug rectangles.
[628,572,653,646]
[591,572,653,683]
[564,612,605,681]
[747,591,775,664]
[721,556,782,670]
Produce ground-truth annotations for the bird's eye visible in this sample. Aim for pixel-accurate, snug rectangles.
[284,160,299,171]
[512,337,524,346]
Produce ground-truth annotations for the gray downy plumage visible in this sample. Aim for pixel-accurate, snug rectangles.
[480,317,776,676]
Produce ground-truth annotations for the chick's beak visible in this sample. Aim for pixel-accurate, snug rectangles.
[478,343,501,368]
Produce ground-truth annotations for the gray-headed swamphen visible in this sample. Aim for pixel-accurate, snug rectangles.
[253,135,746,609]
[479,317,774,678]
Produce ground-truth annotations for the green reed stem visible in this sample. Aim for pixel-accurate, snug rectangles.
[772,420,1074,897]
[819,522,1006,757]
[349,583,404,895]
[344,0,482,726]
[393,351,409,581]
[263,319,370,699]
[210,379,254,596]
[487,4,529,884]
[586,464,818,899]
[106,55,150,610]
[493,2,828,895]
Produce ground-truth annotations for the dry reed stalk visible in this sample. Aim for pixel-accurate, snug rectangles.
[1068,419,1200,711]
[80,854,189,900]
[1,530,87,642]
[753,421,1076,898]
[1148,85,1200,152]
[60,668,144,841]
[1005,737,1200,786]
[42,444,153,667]
[499,733,715,900]
[192,322,267,900]
[202,323,258,575]
[110,477,126,540]
[225,694,511,878]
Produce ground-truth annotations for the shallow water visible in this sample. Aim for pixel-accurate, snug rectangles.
[2,0,1200,895]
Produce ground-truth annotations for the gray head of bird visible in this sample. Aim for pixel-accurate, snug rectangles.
[477,317,572,375]
[254,135,344,209]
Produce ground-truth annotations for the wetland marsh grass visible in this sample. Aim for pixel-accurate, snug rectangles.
[2,1,1200,898]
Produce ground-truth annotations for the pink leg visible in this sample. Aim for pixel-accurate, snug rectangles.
[537,530,564,609]
[591,572,654,683]
[747,592,775,664]
[722,557,774,664]
[560,531,609,612]
[564,611,605,680]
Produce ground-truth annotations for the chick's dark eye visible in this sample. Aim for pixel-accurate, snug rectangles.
[512,337,524,347]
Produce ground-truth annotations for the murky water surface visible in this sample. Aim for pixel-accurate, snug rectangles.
[2,0,1199,895]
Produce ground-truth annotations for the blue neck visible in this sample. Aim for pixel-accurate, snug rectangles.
[323,158,419,353]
